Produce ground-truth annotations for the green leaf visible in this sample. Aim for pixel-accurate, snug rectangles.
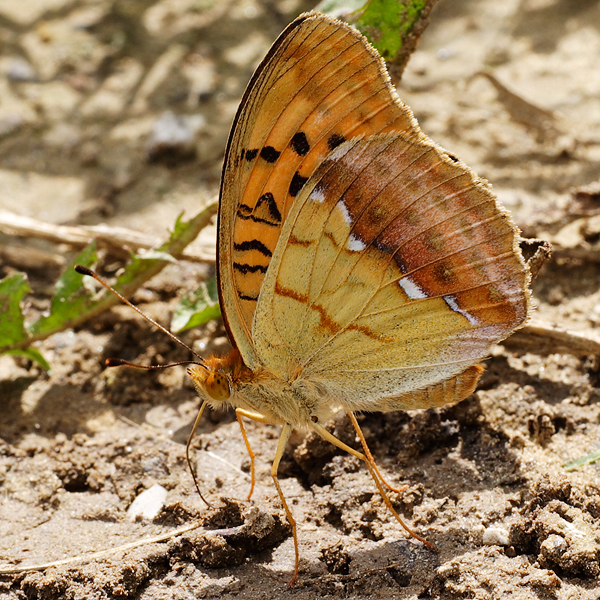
[28,242,98,337]
[171,276,221,333]
[5,348,51,371]
[29,202,217,340]
[563,449,600,472]
[354,0,427,61]
[0,273,51,369]
[1,202,218,363]
[0,272,31,347]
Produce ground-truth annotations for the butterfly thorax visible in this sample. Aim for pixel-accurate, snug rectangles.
[187,349,341,429]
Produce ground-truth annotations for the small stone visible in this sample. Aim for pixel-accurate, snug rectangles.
[540,534,567,560]
[5,56,37,81]
[483,526,510,546]
[127,483,168,521]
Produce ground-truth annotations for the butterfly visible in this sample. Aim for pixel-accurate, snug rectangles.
[180,10,532,583]
[103,10,531,585]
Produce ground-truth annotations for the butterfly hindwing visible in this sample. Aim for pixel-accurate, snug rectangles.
[253,134,530,409]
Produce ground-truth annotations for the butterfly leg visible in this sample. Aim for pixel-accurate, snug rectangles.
[346,412,407,495]
[235,411,300,585]
[235,408,282,500]
[311,421,435,551]
[235,409,257,501]
[272,423,299,586]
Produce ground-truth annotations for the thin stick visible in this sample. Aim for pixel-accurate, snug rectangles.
[0,521,204,575]
[0,208,215,263]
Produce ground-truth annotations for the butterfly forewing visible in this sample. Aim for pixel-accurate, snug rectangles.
[253,134,530,408]
[219,12,422,365]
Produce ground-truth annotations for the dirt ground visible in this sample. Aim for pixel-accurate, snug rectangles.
[2,0,600,598]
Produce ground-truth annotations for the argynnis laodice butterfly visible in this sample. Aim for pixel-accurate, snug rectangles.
[184,11,531,584]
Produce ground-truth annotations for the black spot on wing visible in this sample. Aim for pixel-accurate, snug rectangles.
[237,204,252,216]
[257,192,282,223]
[290,132,310,156]
[237,192,282,226]
[238,292,259,302]
[327,133,345,151]
[236,212,279,226]
[289,172,308,197]
[245,148,258,161]
[238,204,277,226]
[236,204,263,225]
[233,239,273,257]
[233,262,268,274]
[260,146,280,163]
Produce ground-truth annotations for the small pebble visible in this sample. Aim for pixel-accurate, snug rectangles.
[6,57,37,81]
[482,526,510,546]
[541,534,568,559]
[127,483,168,521]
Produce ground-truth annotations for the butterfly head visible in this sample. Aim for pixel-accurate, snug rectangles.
[187,363,231,406]
[186,349,252,408]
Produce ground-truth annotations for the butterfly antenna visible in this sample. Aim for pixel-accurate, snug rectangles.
[105,358,201,369]
[74,265,205,364]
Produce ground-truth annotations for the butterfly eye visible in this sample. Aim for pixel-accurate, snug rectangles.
[205,371,231,402]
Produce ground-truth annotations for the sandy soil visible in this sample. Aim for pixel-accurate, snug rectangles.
[2,0,600,598]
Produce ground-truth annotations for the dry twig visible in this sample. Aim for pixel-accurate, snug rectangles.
[0,209,216,264]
